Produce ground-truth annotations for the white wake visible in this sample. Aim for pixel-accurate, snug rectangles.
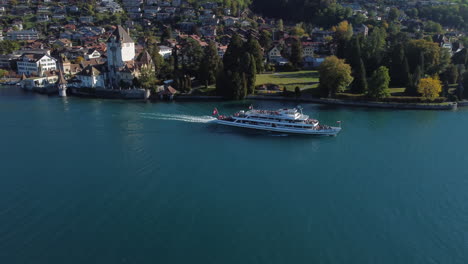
[140,113,216,123]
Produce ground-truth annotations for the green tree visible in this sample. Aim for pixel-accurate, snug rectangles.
[333,20,353,42]
[388,8,400,22]
[0,40,20,55]
[0,69,8,78]
[406,39,441,75]
[161,26,173,42]
[352,59,368,94]
[259,29,272,50]
[406,65,423,95]
[199,41,221,87]
[362,26,387,74]
[368,66,391,99]
[425,21,443,33]
[147,45,164,76]
[160,56,175,79]
[180,38,203,77]
[462,71,468,99]
[245,34,264,73]
[217,33,250,100]
[443,64,458,84]
[291,24,305,37]
[347,36,367,93]
[437,47,451,74]
[318,56,353,97]
[295,86,301,97]
[138,66,157,90]
[241,53,256,94]
[289,38,303,68]
[278,19,284,31]
[389,43,411,87]
[227,70,247,100]
[223,33,244,72]
[452,48,468,65]
[216,68,228,97]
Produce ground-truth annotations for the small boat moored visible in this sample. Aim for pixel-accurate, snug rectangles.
[211,106,342,136]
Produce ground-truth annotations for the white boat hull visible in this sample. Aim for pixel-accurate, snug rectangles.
[213,119,341,136]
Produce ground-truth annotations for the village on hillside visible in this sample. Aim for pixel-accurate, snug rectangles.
[1,0,468,101]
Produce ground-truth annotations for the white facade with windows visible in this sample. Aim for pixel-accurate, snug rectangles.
[17,54,57,75]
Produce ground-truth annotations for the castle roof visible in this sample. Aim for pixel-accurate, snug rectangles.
[79,65,101,76]
[136,50,153,67]
[110,25,133,44]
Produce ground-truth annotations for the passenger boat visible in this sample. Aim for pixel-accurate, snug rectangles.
[211,106,342,136]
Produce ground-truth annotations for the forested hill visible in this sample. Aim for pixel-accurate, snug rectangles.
[251,0,350,27]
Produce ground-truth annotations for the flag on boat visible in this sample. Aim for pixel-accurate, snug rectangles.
[212,108,218,116]
[249,105,253,110]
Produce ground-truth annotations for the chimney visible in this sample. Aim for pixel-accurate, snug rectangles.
[127,27,130,38]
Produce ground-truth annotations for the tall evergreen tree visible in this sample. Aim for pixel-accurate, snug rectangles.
[347,36,367,93]
[442,64,458,84]
[217,33,251,99]
[229,71,247,100]
[278,19,284,31]
[216,68,228,97]
[180,38,203,77]
[245,35,264,73]
[389,43,404,86]
[406,65,422,95]
[347,36,362,69]
[462,71,468,99]
[241,53,257,94]
[452,48,468,65]
[289,38,303,68]
[368,66,391,99]
[401,56,411,88]
[223,33,244,72]
[172,46,179,71]
[199,41,221,87]
[351,59,368,93]
[161,26,172,42]
[147,45,164,76]
[259,30,272,50]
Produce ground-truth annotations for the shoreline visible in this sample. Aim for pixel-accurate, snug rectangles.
[246,95,459,110]
[8,85,463,110]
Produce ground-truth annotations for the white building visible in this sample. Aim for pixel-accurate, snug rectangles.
[17,53,57,75]
[76,65,105,88]
[158,45,172,58]
[85,49,101,60]
[107,26,135,88]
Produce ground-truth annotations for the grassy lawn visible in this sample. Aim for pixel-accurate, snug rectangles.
[256,70,319,91]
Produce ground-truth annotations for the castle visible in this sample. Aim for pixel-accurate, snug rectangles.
[74,25,153,89]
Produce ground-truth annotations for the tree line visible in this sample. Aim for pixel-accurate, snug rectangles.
[141,32,263,99]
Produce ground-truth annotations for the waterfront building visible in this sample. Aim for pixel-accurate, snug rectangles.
[76,65,105,88]
[17,53,57,75]
[57,69,67,97]
[107,26,136,88]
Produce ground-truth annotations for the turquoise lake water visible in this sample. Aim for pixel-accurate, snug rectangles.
[1,87,468,263]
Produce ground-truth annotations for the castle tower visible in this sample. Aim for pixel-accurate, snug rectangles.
[59,54,71,75]
[57,69,67,97]
[107,25,135,89]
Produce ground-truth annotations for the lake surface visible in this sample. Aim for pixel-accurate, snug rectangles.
[1,87,468,264]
